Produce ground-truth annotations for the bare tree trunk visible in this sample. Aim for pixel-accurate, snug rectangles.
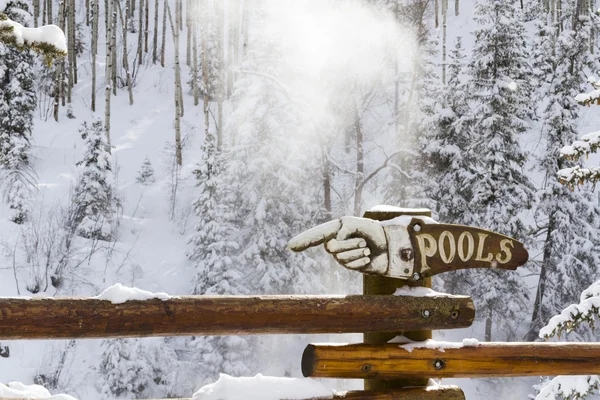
[33,0,39,26]
[138,0,143,64]
[47,0,53,26]
[91,0,98,111]
[353,103,364,217]
[193,23,199,106]
[161,0,167,67]
[526,212,554,341]
[144,0,149,52]
[112,4,117,96]
[485,308,493,342]
[42,0,46,25]
[435,0,439,28]
[217,0,224,145]
[118,0,134,105]
[442,0,447,84]
[202,4,210,146]
[166,1,182,166]
[67,0,75,103]
[85,0,90,25]
[242,0,249,61]
[455,0,459,16]
[227,0,236,98]
[322,149,332,220]
[105,0,114,146]
[186,0,191,66]
[178,0,182,31]
[153,0,159,63]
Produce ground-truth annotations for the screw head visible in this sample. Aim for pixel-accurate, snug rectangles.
[412,272,421,281]
[451,310,460,319]
[422,309,430,318]
[434,359,446,370]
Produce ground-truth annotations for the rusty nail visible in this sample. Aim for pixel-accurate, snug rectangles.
[434,359,445,370]
[361,364,372,373]
[422,309,430,318]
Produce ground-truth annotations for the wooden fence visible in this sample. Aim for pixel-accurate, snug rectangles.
[1,209,598,400]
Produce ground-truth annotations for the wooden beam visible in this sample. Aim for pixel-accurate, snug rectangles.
[302,342,600,379]
[0,294,473,339]
[134,386,465,400]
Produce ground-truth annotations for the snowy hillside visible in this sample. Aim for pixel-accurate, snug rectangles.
[0,0,599,398]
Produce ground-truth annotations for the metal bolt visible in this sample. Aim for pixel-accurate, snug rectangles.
[413,224,422,232]
[422,309,430,318]
[403,268,410,274]
[361,364,372,373]
[412,272,421,281]
[434,359,446,370]
[451,310,460,319]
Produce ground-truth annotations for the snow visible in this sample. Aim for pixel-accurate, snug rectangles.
[0,382,78,400]
[192,374,333,400]
[575,89,600,103]
[368,205,432,214]
[399,339,479,353]
[0,18,67,52]
[94,283,174,304]
[379,215,439,226]
[393,286,446,297]
[535,375,600,399]
[508,81,517,91]
[539,280,600,338]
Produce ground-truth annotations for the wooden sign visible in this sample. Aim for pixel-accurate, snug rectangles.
[288,216,528,280]
[407,218,529,279]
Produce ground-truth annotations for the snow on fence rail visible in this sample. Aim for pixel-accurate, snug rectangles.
[0,293,474,339]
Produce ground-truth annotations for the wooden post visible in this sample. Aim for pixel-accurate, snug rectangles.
[0,294,473,339]
[362,207,433,390]
[302,342,600,379]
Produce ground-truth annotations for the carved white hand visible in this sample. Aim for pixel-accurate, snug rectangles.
[287,217,389,275]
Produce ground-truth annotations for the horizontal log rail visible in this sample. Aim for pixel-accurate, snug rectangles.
[0,294,474,339]
[302,342,600,379]
[140,386,465,400]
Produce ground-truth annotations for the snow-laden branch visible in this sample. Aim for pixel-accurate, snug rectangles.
[560,131,600,161]
[535,375,600,400]
[539,280,600,339]
[557,165,600,187]
[0,13,67,63]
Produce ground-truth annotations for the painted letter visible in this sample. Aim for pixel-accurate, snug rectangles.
[416,234,437,271]
[475,233,494,262]
[496,239,513,264]
[457,231,475,262]
[438,231,456,264]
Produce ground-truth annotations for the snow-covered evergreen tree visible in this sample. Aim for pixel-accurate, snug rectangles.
[136,157,155,185]
[527,11,600,340]
[422,37,479,295]
[461,0,535,340]
[98,339,152,399]
[72,119,115,241]
[0,0,36,224]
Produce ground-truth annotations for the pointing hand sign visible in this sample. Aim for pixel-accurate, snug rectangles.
[288,216,528,280]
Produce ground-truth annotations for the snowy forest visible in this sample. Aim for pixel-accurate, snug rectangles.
[0,0,600,398]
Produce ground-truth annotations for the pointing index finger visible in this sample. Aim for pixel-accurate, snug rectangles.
[287,219,342,252]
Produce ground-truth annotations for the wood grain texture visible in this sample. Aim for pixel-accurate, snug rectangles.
[0,294,474,339]
[302,342,600,379]
[408,219,529,278]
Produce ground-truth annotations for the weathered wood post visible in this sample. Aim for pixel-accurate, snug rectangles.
[362,207,432,391]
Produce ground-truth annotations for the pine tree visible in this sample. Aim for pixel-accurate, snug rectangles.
[136,157,155,185]
[527,11,600,341]
[98,339,152,398]
[461,0,535,341]
[72,119,115,241]
[0,0,37,224]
